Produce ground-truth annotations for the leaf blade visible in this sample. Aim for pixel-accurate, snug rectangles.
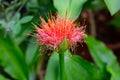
[104,0,120,15]
[86,36,120,80]
[53,0,87,20]
[20,16,33,24]
[45,50,104,80]
[0,29,28,80]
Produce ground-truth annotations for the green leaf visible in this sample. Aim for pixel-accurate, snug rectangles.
[28,69,36,80]
[104,0,120,15]
[25,38,39,66]
[11,22,21,36]
[107,65,120,80]
[0,75,9,80]
[45,52,59,80]
[0,20,6,28]
[86,36,116,69]
[45,50,104,80]
[13,12,21,21]
[0,29,28,80]
[20,16,33,24]
[68,0,87,20]
[6,20,15,28]
[25,38,41,80]
[53,0,87,20]
[53,0,69,18]
[14,23,33,45]
[86,36,120,80]
[64,50,104,80]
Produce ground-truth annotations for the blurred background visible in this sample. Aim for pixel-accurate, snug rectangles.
[0,0,120,80]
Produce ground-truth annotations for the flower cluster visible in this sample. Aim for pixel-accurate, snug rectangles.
[35,15,86,49]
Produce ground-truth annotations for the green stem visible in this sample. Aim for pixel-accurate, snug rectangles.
[59,53,65,80]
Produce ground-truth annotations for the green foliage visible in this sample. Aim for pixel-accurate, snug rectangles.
[45,52,59,80]
[0,0,42,80]
[20,16,33,24]
[0,75,9,80]
[12,22,21,35]
[53,0,87,20]
[104,0,120,15]
[45,50,104,80]
[86,36,120,80]
[0,0,120,80]
[0,29,28,80]
[25,37,40,80]
[25,38,39,67]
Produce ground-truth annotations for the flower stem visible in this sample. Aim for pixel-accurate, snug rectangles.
[59,53,65,80]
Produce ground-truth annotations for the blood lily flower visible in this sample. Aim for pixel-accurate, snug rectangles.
[35,15,86,49]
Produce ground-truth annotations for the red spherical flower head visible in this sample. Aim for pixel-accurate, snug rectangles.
[35,15,86,49]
